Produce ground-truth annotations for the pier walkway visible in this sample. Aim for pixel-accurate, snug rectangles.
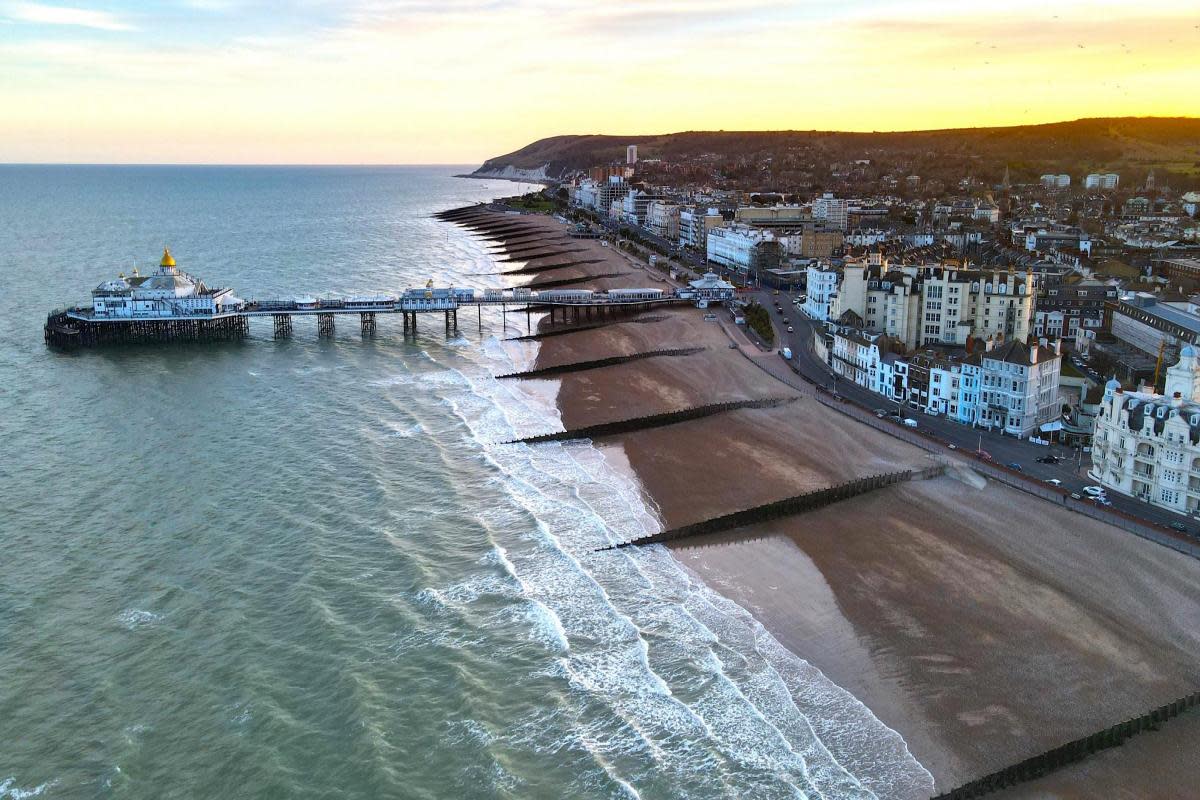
[45,285,705,346]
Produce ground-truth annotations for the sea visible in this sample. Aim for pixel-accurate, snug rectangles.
[0,166,933,800]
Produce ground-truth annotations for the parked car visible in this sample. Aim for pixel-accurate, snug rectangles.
[903,418,918,428]
[787,326,794,333]
[1083,485,1106,497]
[1170,522,1189,533]
[874,408,888,417]
[1069,492,1083,500]
[947,443,957,450]
[1006,462,1022,471]
[1036,455,1058,464]
[1045,478,1063,487]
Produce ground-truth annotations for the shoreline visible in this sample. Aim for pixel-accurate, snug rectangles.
[444,204,1200,796]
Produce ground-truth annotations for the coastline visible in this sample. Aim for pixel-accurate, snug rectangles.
[444,205,1200,796]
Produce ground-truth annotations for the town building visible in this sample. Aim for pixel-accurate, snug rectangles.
[812,193,849,231]
[645,200,681,241]
[804,263,841,321]
[826,327,1061,436]
[1032,278,1117,340]
[734,206,813,228]
[626,145,637,165]
[1107,294,1200,359]
[977,339,1062,436]
[830,254,1034,350]
[706,225,781,279]
[1084,173,1120,190]
[679,207,724,250]
[1040,174,1071,189]
[1090,348,1200,515]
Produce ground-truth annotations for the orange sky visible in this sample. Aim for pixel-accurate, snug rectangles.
[1,0,1197,163]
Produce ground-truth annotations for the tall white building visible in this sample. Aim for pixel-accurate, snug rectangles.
[804,264,840,322]
[1040,174,1071,189]
[1084,173,1120,190]
[812,193,849,231]
[626,145,638,165]
[706,225,775,275]
[1091,348,1200,514]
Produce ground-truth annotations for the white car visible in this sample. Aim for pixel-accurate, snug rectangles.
[1045,479,1063,487]
[1083,485,1106,497]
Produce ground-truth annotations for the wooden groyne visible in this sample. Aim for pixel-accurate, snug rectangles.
[525,272,631,290]
[931,691,1200,799]
[505,316,666,341]
[501,397,795,445]
[496,347,704,380]
[597,467,942,550]
[501,259,606,276]
[497,248,588,263]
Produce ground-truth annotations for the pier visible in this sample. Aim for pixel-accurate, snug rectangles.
[44,250,739,348]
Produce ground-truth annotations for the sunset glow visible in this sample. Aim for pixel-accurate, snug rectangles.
[2,0,1198,163]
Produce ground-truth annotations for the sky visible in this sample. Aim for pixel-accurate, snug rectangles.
[1,0,1198,164]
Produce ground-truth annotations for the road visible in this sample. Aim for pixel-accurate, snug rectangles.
[752,288,1200,537]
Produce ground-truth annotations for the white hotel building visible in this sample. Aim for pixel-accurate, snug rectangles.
[1090,348,1200,515]
[706,225,774,274]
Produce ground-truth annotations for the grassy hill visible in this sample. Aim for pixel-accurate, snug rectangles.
[473,117,1200,190]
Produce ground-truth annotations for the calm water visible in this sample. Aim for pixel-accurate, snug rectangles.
[0,166,931,799]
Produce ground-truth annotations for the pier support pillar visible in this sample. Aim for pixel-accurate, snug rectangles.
[273,314,292,339]
[360,312,376,336]
[318,313,335,338]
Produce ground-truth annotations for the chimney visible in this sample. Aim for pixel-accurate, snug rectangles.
[1173,391,1184,408]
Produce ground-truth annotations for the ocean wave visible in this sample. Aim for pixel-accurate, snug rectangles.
[0,779,56,800]
[116,608,162,630]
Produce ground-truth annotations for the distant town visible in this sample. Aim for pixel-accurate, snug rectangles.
[553,141,1200,522]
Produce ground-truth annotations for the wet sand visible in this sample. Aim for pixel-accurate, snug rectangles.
[450,208,1200,797]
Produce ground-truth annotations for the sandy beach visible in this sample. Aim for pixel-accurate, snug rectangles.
[448,207,1200,797]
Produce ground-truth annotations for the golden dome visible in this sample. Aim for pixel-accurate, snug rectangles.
[160,248,176,268]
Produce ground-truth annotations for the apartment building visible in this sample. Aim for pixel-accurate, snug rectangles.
[812,193,849,231]
[1084,173,1120,190]
[679,207,725,250]
[832,254,1034,350]
[1032,279,1117,339]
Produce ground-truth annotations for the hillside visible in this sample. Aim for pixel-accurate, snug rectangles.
[472,117,1200,191]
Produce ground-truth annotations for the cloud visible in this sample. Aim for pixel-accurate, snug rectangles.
[3,1,135,30]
